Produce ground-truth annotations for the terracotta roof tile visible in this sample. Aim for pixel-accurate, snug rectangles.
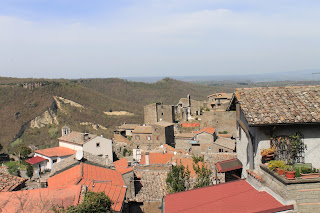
[193,127,216,135]
[35,147,76,157]
[48,163,126,212]
[139,153,174,165]
[114,158,133,174]
[25,156,47,165]
[0,185,82,213]
[0,173,27,192]
[165,180,294,213]
[235,85,320,125]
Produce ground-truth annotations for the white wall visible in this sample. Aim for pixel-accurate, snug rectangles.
[83,136,113,161]
[59,141,83,151]
[237,109,320,178]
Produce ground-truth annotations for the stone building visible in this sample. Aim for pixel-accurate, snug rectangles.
[144,103,175,124]
[131,122,174,150]
[228,85,320,212]
[206,92,233,110]
[176,94,202,121]
[174,132,196,152]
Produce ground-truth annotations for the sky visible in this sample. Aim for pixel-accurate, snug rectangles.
[0,0,320,79]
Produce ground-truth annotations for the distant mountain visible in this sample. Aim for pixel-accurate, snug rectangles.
[123,69,320,83]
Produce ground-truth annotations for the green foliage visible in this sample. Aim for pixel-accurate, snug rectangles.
[192,155,204,164]
[127,136,132,141]
[5,161,20,176]
[122,148,128,156]
[205,108,210,111]
[268,160,286,171]
[166,164,191,193]
[17,146,32,159]
[26,163,34,179]
[11,138,23,148]
[48,127,59,139]
[218,131,228,134]
[193,162,212,188]
[53,191,113,213]
[285,165,295,172]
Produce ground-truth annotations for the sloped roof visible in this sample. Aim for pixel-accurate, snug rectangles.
[170,157,208,176]
[216,158,242,172]
[193,127,216,135]
[25,156,48,165]
[152,121,174,127]
[175,132,196,139]
[235,86,320,125]
[132,126,152,134]
[114,158,133,175]
[152,144,187,155]
[35,147,76,157]
[58,131,97,145]
[165,180,294,213]
[0,172,27,192]
[47,163,126,212]
[118,123,140,130]
[0,185,82,213]
[214,137,236,150]
[139,153,174,165]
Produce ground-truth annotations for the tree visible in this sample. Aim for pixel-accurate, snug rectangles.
[192,155,212,188]
[18,146,32,159]
[166,164,190,193]
[26,163,34,179]
[53,191,114,213]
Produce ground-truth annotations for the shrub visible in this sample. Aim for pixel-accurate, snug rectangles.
[268,160,286,171]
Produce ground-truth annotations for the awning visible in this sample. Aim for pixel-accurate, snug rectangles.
[25,156,47,165]
[216,158,242,173]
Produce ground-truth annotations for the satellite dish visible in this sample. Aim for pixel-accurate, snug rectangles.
[76,150,84,161]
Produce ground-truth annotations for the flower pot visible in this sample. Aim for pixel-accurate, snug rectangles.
[277,169,285,175]
[300,173,320,179]
[285,171,296,180]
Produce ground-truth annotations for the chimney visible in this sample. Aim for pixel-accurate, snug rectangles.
[145,152,150,165]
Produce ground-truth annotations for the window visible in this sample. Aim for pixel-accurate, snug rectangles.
[161,112,164,115]
[219,149,223,153]
[96,143,100,147]
[156,136,159,140]
[53,159,57,163]
[135,135,140,140]
[147,135,151,140]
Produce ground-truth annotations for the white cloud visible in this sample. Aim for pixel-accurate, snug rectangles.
[0,1,320,78]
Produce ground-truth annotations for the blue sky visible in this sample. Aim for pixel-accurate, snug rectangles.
[0,0,320,78]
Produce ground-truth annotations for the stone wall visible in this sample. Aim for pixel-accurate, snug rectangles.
[253,165,320,213]
[144,103,158,125]
[175,138,191,152]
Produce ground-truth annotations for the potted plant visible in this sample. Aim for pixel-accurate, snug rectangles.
[285,165,296,180]
[300,167,320,179]
[268,160,286,175]
[261,147,275,164]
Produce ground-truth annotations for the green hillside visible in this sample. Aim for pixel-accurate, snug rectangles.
[0,77,218,152]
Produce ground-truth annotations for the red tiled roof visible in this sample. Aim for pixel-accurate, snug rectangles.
[0,185,82,213]
[25,156,47,165]
[181,123,200,127]
[139,153,174,165]
[171,157,208,176]
[165,180,294,213]
[0,173,27,192]
[48,163,126,212]
[114,158,133,174]
[35,147,76,157]
[193,127,216,135]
